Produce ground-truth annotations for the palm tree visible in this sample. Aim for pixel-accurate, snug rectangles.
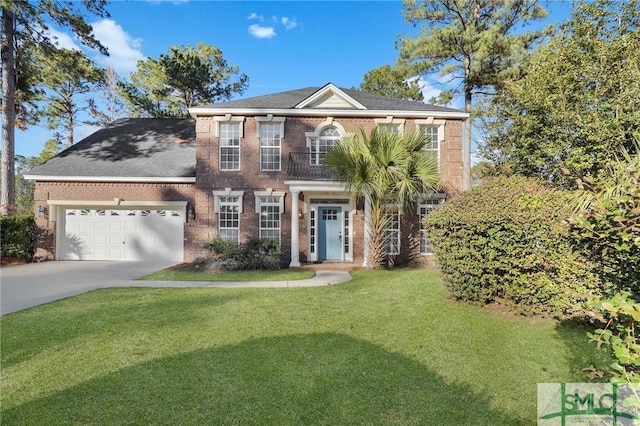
[325,127,440,268]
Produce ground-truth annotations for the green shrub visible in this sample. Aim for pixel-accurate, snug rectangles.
[567,155,640,383]
[0,215,36,262]
[200,237,281,271]
[424,175,603,317]
[567,164,640,295]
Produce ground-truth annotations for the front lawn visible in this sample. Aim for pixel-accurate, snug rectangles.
[1,269,608,425]
[138,266,316,282]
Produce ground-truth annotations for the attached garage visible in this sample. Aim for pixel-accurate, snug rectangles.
[24,118,197,263]
[50,201,187,262]
[60,206,185,262]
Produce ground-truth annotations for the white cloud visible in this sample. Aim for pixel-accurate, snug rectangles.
[281,17,298,30]
[247,12,298,39]
[91,19,144,75]
[43,27,81,50]
[248,24,276,39]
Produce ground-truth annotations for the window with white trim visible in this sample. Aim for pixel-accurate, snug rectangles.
[374,117,405,134]
[219,122,241,170]
[257,117,285,171]
[254,190,285,242]
[218,196,240,243]
[310,127,341,166]
[259,197,281,241]
[421,126,439,166]
[416,120,445,169]
[384,207,400,255]
[419,199,442,254]
[213,189,244,244]
[377,123,401,134]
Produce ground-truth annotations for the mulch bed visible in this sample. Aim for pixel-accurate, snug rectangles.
[1,256,27,267]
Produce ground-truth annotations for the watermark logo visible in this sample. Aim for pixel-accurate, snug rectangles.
[538,383,640,425]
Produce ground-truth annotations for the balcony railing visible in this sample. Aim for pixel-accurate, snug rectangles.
[287,152,339,180]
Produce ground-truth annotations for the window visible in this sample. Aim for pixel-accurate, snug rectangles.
[218,196,240,243]
[374,117,405,134]
[384,207,400,255]
[377,123,401,134]
[255,190,285,242]
[416,120,445,169]
[257,117,285,171]
[421,126,439,165]
[310,127,341,165]
[213,189,245,244]
[419,199,442,254]
[219,122,240,170]
[259,197,281,241]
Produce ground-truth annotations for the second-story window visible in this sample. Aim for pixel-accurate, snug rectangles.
[260,123,280,171]
[421,126,440,167]
[416,120,445,170]
[219,122,240,170]
[310,127,341,166]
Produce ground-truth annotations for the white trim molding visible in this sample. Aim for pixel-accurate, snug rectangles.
[212,188,245,213]
[213,115,245,138]
[374,116,406,133]
[23,175,196,183]
[254,189,286,214]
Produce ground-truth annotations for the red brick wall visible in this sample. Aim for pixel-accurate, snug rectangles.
[191,115,464,265]
[33,181,195,260]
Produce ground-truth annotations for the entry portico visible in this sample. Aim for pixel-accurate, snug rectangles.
[285,180,357,267]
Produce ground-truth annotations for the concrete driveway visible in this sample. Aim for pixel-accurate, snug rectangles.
[0,260,176,315]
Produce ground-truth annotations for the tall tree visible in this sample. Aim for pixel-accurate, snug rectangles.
[397,0,549,189]
[325,127,439,268]
[13,138,62,215]
[480,0,640,185]
[1,0,109,216]
[39,48,105,148]
[120,43,249,118]
[360,65,424,102]
[90,66,125,126]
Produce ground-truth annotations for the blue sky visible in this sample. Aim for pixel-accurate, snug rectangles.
[15,0,572,158]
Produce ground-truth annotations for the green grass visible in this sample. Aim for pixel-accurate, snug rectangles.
[138,267,316,282]
[1,269,610,425]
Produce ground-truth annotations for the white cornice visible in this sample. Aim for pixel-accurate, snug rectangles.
[23,175,196,183]
[284,180,351,193]
[189,108,469,120]
[47,200,188,207]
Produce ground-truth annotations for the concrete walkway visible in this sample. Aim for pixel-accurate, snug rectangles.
[0,261,352,315]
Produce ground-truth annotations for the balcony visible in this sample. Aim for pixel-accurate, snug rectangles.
[287,152,339,181]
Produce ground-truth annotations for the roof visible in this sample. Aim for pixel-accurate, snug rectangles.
[25,118,196,180]
[190,83,467,116]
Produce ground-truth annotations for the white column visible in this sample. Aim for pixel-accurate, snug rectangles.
[362,194,371,268]
[289,189,301,267]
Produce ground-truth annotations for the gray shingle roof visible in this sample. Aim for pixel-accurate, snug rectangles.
[26,118,196,178]
[202,84,464,113]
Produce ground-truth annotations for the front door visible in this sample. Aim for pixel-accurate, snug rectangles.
[318,207,342,260]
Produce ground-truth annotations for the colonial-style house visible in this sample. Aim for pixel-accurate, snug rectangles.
[25,83,470,266]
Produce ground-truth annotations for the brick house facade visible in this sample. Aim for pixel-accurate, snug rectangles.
[26,84,469,266]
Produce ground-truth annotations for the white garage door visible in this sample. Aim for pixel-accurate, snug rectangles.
[62,208,184,262]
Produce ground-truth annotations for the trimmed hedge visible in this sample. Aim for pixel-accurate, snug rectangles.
[424,175,604,317]
[0,215,36,262]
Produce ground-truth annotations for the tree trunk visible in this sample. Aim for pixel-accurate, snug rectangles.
[67,109,74,148]
[1,7,16,216]
[463,92,472,190]
[462,71,473,190]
